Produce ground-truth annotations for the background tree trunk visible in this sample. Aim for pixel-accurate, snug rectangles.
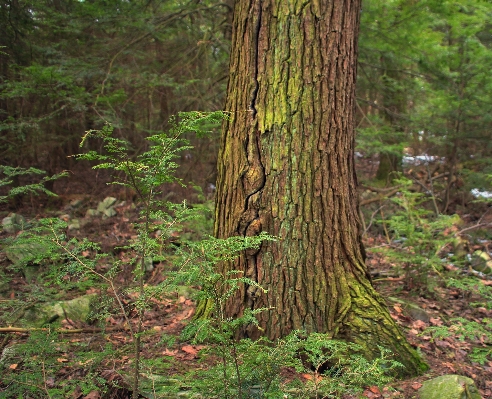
[375,56,405,183]
[215,0,427,376]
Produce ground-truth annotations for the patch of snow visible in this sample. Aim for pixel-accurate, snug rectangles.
[402,154,444,166]
[470,188,492,199]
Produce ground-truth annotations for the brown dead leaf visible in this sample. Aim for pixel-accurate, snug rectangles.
[393,304,403,314]
[100,369,123,383]
[57,358,69,363]
[368,386,381,394]
[411,382,422,390]
[435,340,452,349]
[162,349,178,357]
[82,391,101,399]
[411,319,427,330]
[181,345,198,356]
[301,373,322,382]
[362,389,379,398]
[9,364,18,370]
[442,362,456,372]
[172,308,194,323]
[72,386,83,399]
[429,317,442,326]
[444,264,459,272]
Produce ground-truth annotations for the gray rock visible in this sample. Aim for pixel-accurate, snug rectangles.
[419,375,480,399]
[102,207,117,218]
[2,213,26,233]
[23,294,97,327]
[23,265,41,283]
[144,257,154,272]
[86,208,100,217]
[0,345,17,365]
[388,297,431,322]
[97,197,117,212]
[471,250,492,274]
[69,198,84,208]
[5,241,49,265]
[68,219,81,230]
[5,239,54,282]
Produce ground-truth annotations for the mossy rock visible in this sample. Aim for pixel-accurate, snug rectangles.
[419,375,480,399]
[387,297,430,322]
[472,250,492,274]
[5,241,50,265]
[97,196,118,212]
[2,213,26,233]
[23,294,97,327]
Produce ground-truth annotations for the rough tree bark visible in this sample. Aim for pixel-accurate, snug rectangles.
[214,0,427,376]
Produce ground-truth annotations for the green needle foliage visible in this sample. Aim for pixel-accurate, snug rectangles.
[0,166,68,204]
[358,0,492,196]
[181,331,402,399]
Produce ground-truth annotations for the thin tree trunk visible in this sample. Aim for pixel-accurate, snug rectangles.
[215,0,427,376]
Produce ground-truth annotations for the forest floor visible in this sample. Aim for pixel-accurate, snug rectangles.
[1,160,491,399]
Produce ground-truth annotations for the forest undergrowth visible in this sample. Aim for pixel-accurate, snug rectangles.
[0,115,491,399]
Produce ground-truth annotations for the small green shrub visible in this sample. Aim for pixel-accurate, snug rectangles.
[376,177,461,293]
[177,329,402,399]
[0,330,114,397]
[423,317,492,365]
[286,333,402,399]
[447,277,492,309]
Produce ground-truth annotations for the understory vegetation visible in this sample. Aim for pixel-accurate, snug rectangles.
[1,113,404,398]
[0,111,491,398]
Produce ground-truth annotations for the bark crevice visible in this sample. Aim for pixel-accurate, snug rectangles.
[249,1,262,118]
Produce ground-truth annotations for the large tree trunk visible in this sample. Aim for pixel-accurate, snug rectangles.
[214,0,427,376]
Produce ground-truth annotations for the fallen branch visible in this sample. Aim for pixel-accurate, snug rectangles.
[457,222,492,236]
[363,205,385,236]
[0,326,131,334]
[360,187,401,206]
[360,184,404,194]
